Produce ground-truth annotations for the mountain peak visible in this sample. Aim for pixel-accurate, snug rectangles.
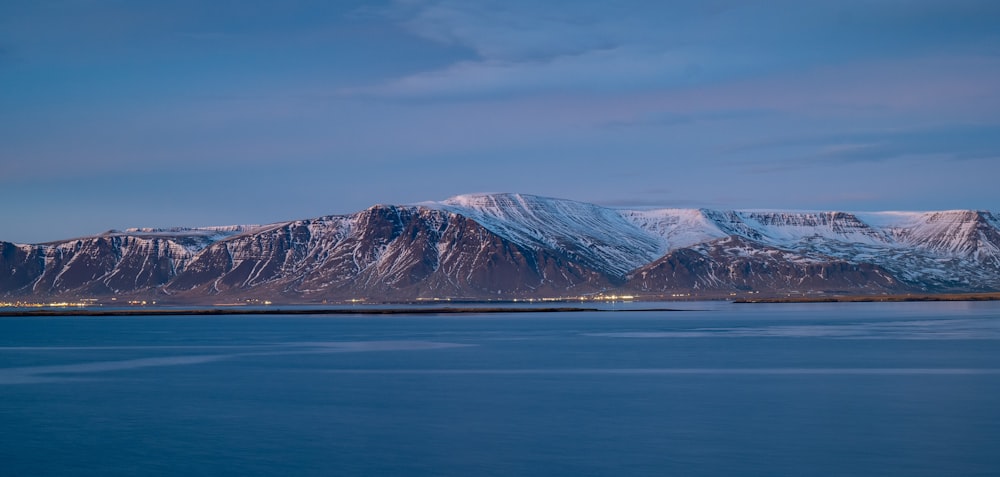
[430,192,570,209]
[2,194,999,302]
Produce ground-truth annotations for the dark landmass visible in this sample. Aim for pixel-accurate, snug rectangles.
[0,306,688,317]
[3,195,998,303]
[735,292,1000,303]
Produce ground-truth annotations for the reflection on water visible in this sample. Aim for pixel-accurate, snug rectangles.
[1,301,999,476]
[0,341,473,384]
[317,367,1000,375]
[587,317,1000,339]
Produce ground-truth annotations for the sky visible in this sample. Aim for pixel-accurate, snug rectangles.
[2,0,999,243]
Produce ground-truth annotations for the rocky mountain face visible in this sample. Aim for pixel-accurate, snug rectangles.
[3,194,998,303]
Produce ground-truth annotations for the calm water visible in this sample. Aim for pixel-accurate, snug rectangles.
[2,302,999,476]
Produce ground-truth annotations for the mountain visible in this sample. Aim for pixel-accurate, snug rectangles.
[2,193,998,303]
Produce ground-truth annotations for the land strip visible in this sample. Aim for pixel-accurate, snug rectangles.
[735,292,1000,303]
[0,306,686,317]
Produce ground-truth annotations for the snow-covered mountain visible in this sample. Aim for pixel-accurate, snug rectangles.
[2,194,998,303]
[421,193,666,276]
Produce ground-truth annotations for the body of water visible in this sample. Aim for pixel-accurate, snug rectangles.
[2,301,999,476]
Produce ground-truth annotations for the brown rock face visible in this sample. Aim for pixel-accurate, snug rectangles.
[627,236,905,295]
[3,197,998,303]
[0,242,45,294]
[4,236,193,297]
[164,206,611,301]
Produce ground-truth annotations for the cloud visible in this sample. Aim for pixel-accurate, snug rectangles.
[345,46,732,98]
[560,54,1000,138]
[389,0,623,60]
[351,0,766,98]
[600,109,780,130]
[731,124,1000,167]
[813,127,1000,163]
[353,0,1000,100]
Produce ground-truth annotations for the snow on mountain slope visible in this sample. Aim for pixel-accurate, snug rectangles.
[699,210,1000,290]
[167,205,610,300]
[837,211,999,284]
[620,209,890,252]
[3,194,999,300]
[618,208,727,251]
[112,225,263,253]
[716,211,892,246]
[28,234,204,294]
[0,242,45,294]
[627,235,903,293]
[167,215,357,293]
[869,211,1000,261]
[0,225,265,297]
[418,194,1000,291]
[421,193,664,278]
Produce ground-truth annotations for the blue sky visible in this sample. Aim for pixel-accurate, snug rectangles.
[2,0,999,243]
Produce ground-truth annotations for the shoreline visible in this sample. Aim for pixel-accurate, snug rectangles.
[4,292,1000,314]
[0,306,689,317]
[735,292,1000,303]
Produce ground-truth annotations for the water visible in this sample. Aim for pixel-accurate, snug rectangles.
[2,301,999,476]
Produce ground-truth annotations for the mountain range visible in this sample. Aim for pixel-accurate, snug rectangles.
[3,193,999,303]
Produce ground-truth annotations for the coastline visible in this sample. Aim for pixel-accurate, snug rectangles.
[0,306,688,317]
[5,292,1000,314]
[735,292,1000,304]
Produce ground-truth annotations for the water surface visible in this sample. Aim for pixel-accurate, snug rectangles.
[2,301,999,476]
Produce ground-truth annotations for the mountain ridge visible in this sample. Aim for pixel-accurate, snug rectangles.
[3,193,998,303]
